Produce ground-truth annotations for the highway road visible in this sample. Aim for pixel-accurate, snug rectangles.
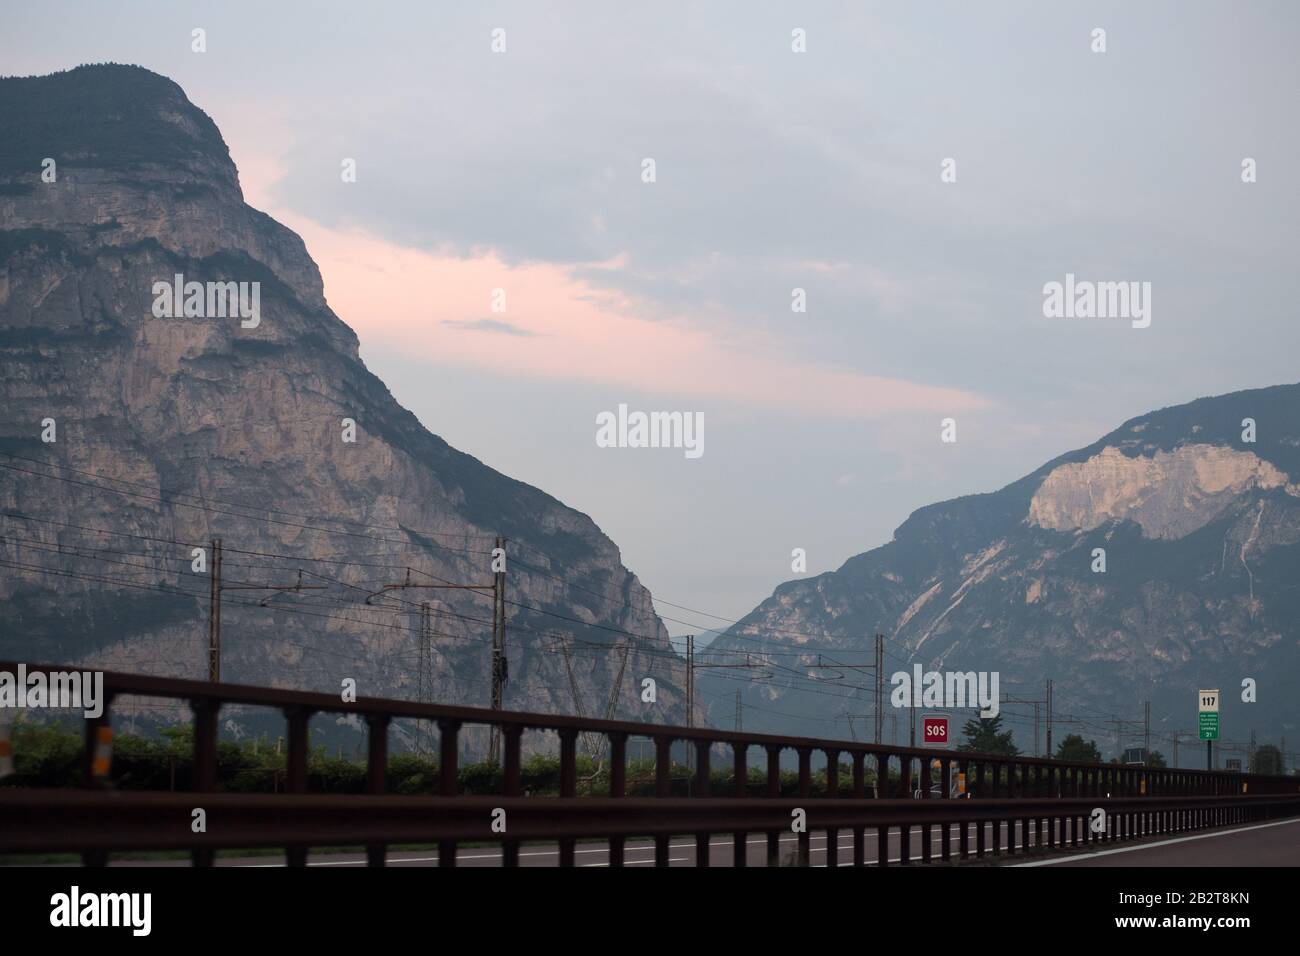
[66,817,1299,867]
[105,823,1036,867]
[1015,817,1300,867]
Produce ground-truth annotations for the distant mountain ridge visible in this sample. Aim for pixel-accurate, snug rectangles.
[703,383,1300,758]
[0,65,681,749]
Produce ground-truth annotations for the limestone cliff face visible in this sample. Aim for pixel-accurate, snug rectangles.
[0,65,681,749]
[1028,445,1299,539]
[704,385,1300,753]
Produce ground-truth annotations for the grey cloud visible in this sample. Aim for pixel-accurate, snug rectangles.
[442,318,538,337]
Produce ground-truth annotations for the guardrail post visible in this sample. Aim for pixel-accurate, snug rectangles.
[876,753,891,867]
[656,735,674,867]
[1121,769,1130,842]
[365,714,390,867]
[853,752,866,866]
[503,725,524,867]
[825,748,840,869]
[1045,766,1055,848]
[974,762,985,858]
[733,743,748,867]
[1021,763,1031,852]
[558,728,579,867]
[918,755,932,863]
[81,693,115,867]
[766,744,782,866]
[283,705,312,867]
[958,759,969,860]
[796,747,812,866]
[1112,764,1123,842]
[608,731,627,868]
[193,699,219,787]
[695,737,712,867]
[1032,764,1043,849]
[899,753,913,865]
[190,697,220,868]
[437,718,460,867]
[989,763,1000,856]
[1005,760,1016,855]
[940,757,952,861]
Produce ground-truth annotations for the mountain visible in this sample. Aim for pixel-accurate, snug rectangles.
[0,64,680,749]
[702,385,1300,758]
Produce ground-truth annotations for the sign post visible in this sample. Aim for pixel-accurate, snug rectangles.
[1198,689,1220,771]
[921,715,950,748]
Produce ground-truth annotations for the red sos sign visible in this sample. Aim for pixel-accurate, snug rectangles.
[922,716,949,746]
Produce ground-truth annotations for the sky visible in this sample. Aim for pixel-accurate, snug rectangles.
[4,1,1298,637]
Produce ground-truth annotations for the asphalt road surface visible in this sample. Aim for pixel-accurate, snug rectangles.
[1015,817,1300,867]
[102,823,1052,867]
[48,817,1298,867]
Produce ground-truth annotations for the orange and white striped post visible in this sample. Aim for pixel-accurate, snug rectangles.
[0,721,13,779]
[90,724,113,781]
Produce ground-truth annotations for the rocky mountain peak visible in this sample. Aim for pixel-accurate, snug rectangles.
[0,64,238,193]
[0,66,681,751]
[704,383,1300,752]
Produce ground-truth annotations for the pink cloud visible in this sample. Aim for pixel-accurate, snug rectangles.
[226,126,991,421]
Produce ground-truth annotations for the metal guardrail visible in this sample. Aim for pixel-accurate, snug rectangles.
[2,661,1297,866]
[3,790,1297,866]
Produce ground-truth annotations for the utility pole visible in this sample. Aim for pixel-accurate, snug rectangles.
[207,538,222,682]
[489,536,507,766]
[692,650,762,730]
[685,634,694,727]
[1144,700,1151,764]
[1005,692,1048,755]
[874,633,884,745]
[1033,701,1040,756]
[209,541,325,682]
[735,691,742,732]
[364,554,501,762]
[685,634,694,798]
[557,638,597,759]
[1172,730,1180,768]
[416,602,437,757]
[1045,678,1054,758]
[559,639,634,775]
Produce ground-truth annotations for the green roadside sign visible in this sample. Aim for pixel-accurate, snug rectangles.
[1199,712,1220,740]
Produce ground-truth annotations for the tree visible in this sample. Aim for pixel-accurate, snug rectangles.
[1054,734,1102,763]
[1146,750,1167,769]
[957,714,1019,756]
[1251,744,1283,776]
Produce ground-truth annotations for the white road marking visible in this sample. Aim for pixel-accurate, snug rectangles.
[1010,817,1300,866]
[228,822,1034,868]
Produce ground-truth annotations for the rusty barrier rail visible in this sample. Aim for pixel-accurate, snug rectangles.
[2,660,1298,866]
[2,790,1298,865]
